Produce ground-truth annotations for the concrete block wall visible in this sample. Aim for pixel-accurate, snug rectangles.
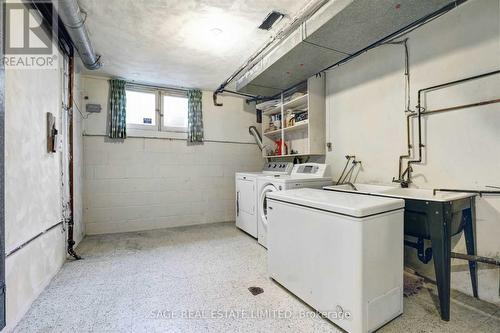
[83,138,262,234]
[81,76,263,234]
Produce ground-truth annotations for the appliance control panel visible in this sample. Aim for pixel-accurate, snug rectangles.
[262,162,294,175]
[291,163,331,178]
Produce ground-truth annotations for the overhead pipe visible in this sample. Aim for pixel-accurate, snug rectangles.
[53,0,102,70]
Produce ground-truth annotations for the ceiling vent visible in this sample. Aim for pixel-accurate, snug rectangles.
[258,11,285,30]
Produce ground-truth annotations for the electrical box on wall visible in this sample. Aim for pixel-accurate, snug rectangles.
[86,103,101,113]
[47,112,58,153]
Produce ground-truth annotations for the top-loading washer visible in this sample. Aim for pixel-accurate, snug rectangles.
[235,162,293,237]
[257,163,332,248]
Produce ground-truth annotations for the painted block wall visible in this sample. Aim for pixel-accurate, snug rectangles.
[81,76,263,234]
[2,5,86,329]
[325,0,499,304]
[73,72,85,245]
[4,56,65,330]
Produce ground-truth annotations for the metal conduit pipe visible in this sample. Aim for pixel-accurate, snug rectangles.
[53,0,102,70]
[396,70,500,186]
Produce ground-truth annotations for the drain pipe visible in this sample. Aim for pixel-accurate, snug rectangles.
[53,0,102,70]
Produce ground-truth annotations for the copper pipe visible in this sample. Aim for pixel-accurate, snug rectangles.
[416,99,500,116]
[401,70,500,186]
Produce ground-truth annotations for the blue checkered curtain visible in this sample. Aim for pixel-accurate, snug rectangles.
[109,79,127,139]
[187,90,204,143]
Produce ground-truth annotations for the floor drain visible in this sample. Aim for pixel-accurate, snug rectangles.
[248,286,264,296]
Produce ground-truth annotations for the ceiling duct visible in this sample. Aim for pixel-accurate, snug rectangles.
[236,0,463,96]
[53,0,102,70]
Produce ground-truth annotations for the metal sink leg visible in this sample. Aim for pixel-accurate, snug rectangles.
[463,197,479,298]
[428,203,452,321]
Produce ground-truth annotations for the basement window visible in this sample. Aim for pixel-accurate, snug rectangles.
[162,94,188,132]
[126,89,157,129]
[125,86,188,133]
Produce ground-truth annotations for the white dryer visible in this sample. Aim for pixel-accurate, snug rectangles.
[257,163,332,248]
[235,162,293,237]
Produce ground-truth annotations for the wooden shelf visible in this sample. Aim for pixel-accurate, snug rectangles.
[283,121,308,133]
[264,121,309,137]
[262,105,281,116]
[263,128,282,137]
[283,94,308,109]
[264,153,321,158]
[261,76,325,158]
[261,94,308,116]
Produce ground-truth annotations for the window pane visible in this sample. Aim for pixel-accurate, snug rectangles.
[126,90,156,125]
[163,95,188,129]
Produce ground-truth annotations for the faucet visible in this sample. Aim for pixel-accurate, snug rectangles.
[393,165,412,188]
[336,156,361,188]
[344,182,358,191]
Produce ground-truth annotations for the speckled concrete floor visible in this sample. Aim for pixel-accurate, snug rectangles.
[13,222,500,333]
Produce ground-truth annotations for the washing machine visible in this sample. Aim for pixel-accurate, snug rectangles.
[235,162,293,237]
[257,163,332,248]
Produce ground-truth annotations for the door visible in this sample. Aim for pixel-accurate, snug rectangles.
[259,183,278,234]
[235,176,257,237]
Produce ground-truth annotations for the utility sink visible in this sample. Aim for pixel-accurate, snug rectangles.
[324,183,475,202]
[379,187,474,202]
[324,182,476,239]
[324,183,479,322]
[324,183,477,321]
[325,183,396,195]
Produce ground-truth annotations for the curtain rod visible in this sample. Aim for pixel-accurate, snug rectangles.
[81,74,197,93]
[125,81,191,93]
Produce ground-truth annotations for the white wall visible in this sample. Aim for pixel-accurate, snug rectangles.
[4,50,66,331]
[81,76,263,234]
[2,4,86,328]
[325,0,499,304]
[73,72,85,245]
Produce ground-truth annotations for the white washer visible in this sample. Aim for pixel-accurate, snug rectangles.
[266,188,405,333]
[257,163,332,248]
[235,162,293,237]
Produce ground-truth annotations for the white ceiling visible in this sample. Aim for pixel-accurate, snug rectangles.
[78,0,308,90]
